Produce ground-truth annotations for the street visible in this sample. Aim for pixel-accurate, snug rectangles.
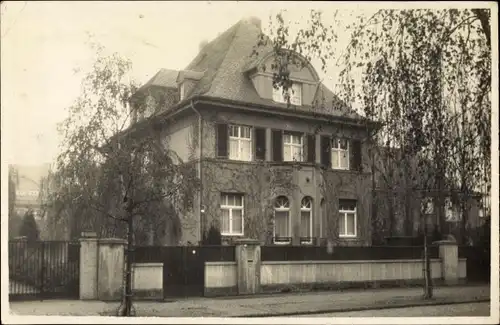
[306,302,491,317]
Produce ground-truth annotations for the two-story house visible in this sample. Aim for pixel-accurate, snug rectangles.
[129,17,376,246]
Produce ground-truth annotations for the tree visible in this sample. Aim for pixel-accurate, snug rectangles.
[262,7,491,299]
[49,42,200,316]
[19,210,40,241]
[262,7,491,242]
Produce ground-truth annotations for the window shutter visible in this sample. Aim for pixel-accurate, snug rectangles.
[320,135,331,167]
[350,139,362,172]
[255,127,266,160]
[272,130,283,162]
[307,134,316,163]
[216,124,228,158]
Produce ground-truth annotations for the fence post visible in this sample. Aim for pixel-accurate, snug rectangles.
[97,238,127,301]
[434,239,459,285]
[79,232,99,300]
[234,239,261,295]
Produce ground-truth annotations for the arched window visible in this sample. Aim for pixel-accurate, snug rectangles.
[300,197,313,244]
[274,196,291,244]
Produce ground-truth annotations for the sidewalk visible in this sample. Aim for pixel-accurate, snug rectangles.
[9,285,490,317]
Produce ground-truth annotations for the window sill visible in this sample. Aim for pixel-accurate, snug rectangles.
[273,237,292,245]
[339,235,358,239]
[221,233,244,237]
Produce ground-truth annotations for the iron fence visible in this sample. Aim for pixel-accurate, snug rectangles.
[260,245,439,261]
[8,240,80,300]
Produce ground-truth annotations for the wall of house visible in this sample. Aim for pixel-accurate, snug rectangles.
[158,113,202,245]
[201,108,372,170]
[162,113,200,162]
[200,160,371,245]
[196,107,372,245]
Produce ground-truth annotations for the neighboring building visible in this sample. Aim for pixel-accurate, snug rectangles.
[9,163,51,219]
[370,147,485,244]
[9,163,53,239]
[128,17,376,246]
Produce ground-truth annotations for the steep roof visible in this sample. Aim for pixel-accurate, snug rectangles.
[137,18,362,120]
[137,68,179,91]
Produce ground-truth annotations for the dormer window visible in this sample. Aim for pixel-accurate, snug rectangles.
[272,82,302,106]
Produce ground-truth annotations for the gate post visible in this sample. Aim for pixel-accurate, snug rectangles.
[434,239,459,285]
[234,239,261,295]
[97,238,127,301]
[79,232,99,300]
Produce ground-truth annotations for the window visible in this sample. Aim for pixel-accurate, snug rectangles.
[229,125,252,161]
[332,138,349,170]
[445,197,461,222]
[272,83,302,106]
[283,133,303,162]
[274,196,291,244]
[339,199,357,237]
[300,197,313,244]
[220,193,244,236]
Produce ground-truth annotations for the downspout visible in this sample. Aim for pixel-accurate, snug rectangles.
[190,100,204,244]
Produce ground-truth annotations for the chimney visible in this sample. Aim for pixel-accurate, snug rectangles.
[199,40,208,52]
[245,16,262,30]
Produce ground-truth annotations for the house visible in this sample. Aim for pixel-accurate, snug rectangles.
[8,163,52,239]
[129,17,377,246]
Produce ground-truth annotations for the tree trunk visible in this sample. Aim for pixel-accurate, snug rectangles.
[423,218,433,299]
[472,9,491,49]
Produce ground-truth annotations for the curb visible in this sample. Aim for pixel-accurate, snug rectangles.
[238,298,491,317]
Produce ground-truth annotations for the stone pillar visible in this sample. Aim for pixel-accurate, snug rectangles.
[435,239,459,285]
[234,239,261,295]
[79,232,99,300]
[97,238,127,301]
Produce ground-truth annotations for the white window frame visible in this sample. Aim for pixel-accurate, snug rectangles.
[229,125,253,161]
[273,196,291,245]
[300,197,313,244]
[283,133,304,162]
[339,200,357,238]
[179,82,185,101]
[331,138,349,170]
[220,193,244,236]
[445,197,462,222]
[272,83,302,106]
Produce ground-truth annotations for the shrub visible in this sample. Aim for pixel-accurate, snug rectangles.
[202,225,222,245]
[19,211,40,241]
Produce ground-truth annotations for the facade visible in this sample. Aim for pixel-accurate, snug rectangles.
[9,163,51,219]
[130,17,375,246]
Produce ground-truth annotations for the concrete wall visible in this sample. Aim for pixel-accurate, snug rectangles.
[205,261,238,295]
[132,263,163,299]
[204,258,467,296]
[260,259,443,287]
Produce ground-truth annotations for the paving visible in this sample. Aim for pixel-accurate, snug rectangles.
[8,284,490,317]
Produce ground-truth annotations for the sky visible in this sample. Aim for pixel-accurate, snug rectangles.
[0,1,493,166]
